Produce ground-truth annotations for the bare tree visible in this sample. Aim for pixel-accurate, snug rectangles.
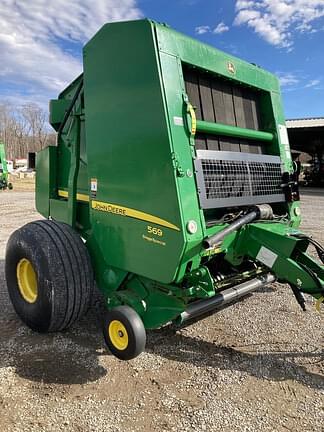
[0,101,52,160]
[21,103,50,152]
[0,102,28,159]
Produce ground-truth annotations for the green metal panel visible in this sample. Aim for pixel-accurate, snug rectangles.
[48,75,88,198]
[49,199,69,223]
[49,99,70,131]
[83,20,187,284]
[35,146,57,217]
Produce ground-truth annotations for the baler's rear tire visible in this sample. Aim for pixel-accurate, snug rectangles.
[103,305,146,360]
[5,220,94,333]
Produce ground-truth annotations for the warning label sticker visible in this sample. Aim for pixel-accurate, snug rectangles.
[90,178,97,198]
[173,116,184,126]
[278,125,291,160]
[278,124,289,145]
[256,246,278,268]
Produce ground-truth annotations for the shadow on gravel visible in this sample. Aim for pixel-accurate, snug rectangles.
[0,315,108,385]
[0,314,107,385]
[0,258,107,385]
[148,330,324,391]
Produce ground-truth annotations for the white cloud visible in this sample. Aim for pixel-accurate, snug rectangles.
[195,22,230,35]
[305,79,321,88]
[276,73,322,91]
[236,1,255,8]
[213,22,230,34]
[277,72,300,87]
[235,9,261,23]
[195,25,211,34]
[0,0,142,108]
[234,0,324,49]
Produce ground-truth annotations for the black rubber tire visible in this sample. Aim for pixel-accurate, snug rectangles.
[103,305,146,360]
[5,220,94,332]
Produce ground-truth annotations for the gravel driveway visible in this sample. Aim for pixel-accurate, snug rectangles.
[0,190,323,432]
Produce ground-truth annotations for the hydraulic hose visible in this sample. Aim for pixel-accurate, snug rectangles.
[203,204,273,249]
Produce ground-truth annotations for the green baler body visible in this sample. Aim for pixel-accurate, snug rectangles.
[36,20,324,327]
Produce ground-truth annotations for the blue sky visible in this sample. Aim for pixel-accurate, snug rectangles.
[0,0,323,119]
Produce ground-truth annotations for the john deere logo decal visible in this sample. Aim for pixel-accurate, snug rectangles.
[227,61,235,74]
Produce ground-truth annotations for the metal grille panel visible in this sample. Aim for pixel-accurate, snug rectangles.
[195,151,285,209]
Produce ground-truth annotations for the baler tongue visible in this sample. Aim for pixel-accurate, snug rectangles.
[286,233,324,310]
[207,209,324,311]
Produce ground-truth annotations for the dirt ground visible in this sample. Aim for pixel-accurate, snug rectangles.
[7,176,35,192]
[0,188,323,432]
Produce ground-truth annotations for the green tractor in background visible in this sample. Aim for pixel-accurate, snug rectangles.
[0,142,13,190]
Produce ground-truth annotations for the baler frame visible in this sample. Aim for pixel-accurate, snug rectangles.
[5,19,324,360]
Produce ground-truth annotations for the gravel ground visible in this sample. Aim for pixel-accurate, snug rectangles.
[0,189,323,432]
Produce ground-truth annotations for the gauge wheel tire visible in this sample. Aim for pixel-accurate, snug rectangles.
[103,305,146,360]
[5,219,94,332]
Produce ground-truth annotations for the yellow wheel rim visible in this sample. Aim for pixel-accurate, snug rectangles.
[108,320,129,351]
[16,258,38,303]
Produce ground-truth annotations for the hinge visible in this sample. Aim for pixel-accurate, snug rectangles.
[171,152,185,177]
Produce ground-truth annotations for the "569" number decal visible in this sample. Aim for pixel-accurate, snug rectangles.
[147,225,163,237]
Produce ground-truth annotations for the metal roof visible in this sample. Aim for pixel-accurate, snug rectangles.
[286,117,324,128]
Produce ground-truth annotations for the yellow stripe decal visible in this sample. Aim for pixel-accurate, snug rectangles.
[58,190,90,202]
[76,193,90,202]
[58,189,68,198]
[91,200,180,231]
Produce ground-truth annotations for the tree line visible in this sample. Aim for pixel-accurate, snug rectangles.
[0,102,55,160]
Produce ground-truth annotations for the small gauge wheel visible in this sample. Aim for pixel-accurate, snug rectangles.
[103,305,146,360]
